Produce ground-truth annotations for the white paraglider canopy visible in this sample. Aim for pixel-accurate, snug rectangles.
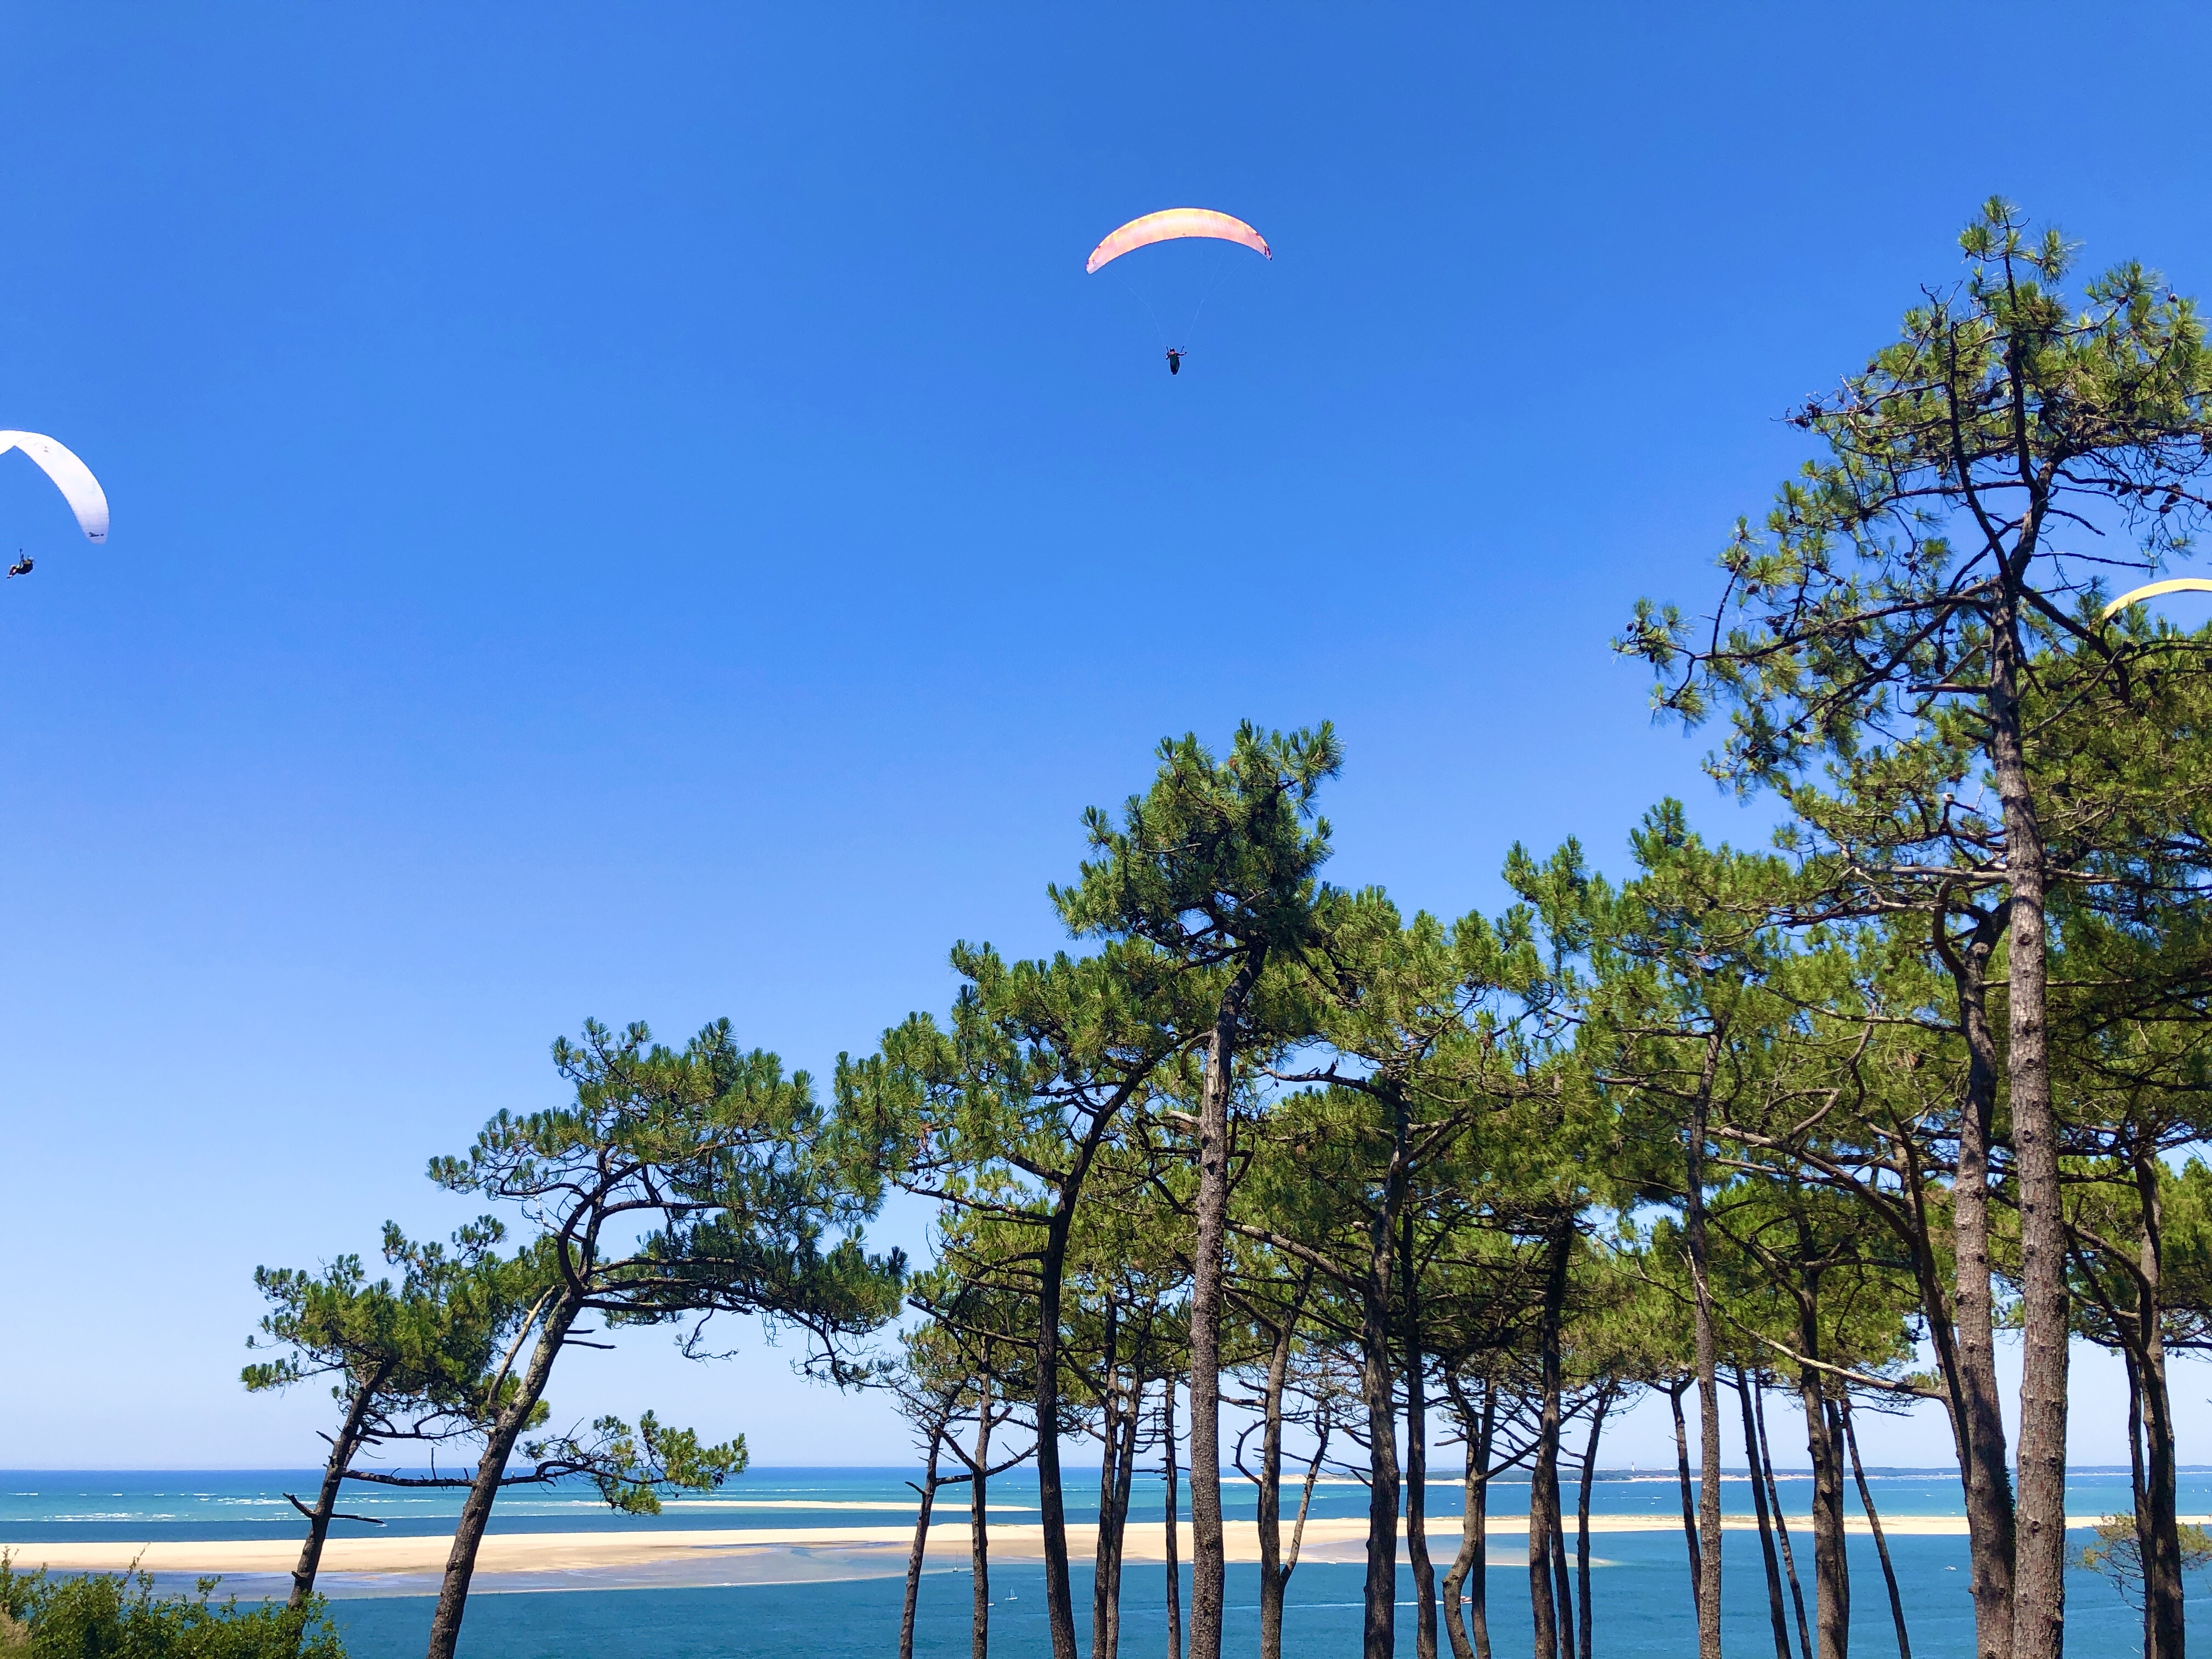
[0,431,109,543]
[2103,577,2212,619]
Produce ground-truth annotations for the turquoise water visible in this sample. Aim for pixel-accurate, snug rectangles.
[0,1468,2179,1656]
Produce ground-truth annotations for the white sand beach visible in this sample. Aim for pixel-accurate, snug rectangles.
[6,1510,2180,1592]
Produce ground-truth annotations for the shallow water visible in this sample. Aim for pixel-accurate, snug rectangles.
[317,1539,2164,1659]
[0,1467,2180,1656]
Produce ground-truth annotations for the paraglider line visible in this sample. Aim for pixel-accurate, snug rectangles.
[1182,241,1239,345]
[1110,268,1175,352]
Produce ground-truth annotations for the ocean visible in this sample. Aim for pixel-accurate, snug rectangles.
[0,1466,2179,1657]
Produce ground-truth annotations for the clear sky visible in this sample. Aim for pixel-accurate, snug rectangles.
[5,3,2211,1474]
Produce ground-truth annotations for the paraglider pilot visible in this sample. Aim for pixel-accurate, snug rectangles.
[7,554,31,579]
[1165,348,1184,376]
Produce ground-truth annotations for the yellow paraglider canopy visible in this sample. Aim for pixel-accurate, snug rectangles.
[2102,577,2212,619]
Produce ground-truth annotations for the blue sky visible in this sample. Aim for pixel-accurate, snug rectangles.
[5,3,2211,1471]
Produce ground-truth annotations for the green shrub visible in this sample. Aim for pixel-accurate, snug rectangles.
[0,1556,345,1658]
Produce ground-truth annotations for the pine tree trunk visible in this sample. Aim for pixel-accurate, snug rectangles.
[1282,1421,1325,1598]
[971,1390,994,1659]
[1441,1379,1492,1659]
[1407,1381,1437,1659]
[1359,1241,1403,1659]
[1528,1224,1571,1659]
[1093,1299,1124,1659]
[1842,1398,1911,1659]
[1408,1395,1437,1659]
[1894,1126,1974,1488]
[2141,1343,2183,1659]
[1188,952,1261,1659]
[1739,1369,1795,1659]
[1669,1376,1703,1626]
[1946,916,2018,1659]
[1105,1380,1138,1659]
[1756,1384,1813,1659]
[901,1436,945,1659]
[1799,1377,1849,1659]
[1577,1384,1612,1659]
[1094,1387,1131,1659]
[1549,1475,1576,1659]
[1687,1046,1726,1659]
[1164,1380,1183,1659]
[287,1367,385,1611]
[1362,1079,1413,1659]
[1257,1311,1294,1659]
[2134,1151,2183,1659]
[1038,1200,1080,1659]
[424,1296,577,1659]
[1404,1213,1437,1659]
[1987,590,2066,1659]
[1795,1267,1849,1659]
[2124,1342,2151,1582]
[1530,1440,1560,1659]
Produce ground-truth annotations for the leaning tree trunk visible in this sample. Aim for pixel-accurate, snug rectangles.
[901,1431,948,1659]
[1988,584,2067,1659]
[1755,1384,1813,1659]
[1256,1309,1296,1659]
[286,1365,387,1611]
[2134,1150,2183,1659]
[1577,1383,1614,1659]
[1668,1376,1703,1626]
[1842,1398,1912,1659]
[1946,916,2019,1659]
[424,1296,579,1659]
[1686,1042,1726,1659]
[1188,951,1262,1659]
[1281,1421,1326,1604]
[1739,1370,1795,1659]
[1441,1379,1494,1659]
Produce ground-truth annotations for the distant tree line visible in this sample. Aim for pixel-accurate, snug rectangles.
[224,200,2212,1659]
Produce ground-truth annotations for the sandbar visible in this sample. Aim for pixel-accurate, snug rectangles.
[4,1510,2176,1594]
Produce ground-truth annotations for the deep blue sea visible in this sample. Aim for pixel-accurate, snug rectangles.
[0,1467,2185,1657]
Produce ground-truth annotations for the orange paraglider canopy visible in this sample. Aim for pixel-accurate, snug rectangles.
[1086,208,1272,274]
